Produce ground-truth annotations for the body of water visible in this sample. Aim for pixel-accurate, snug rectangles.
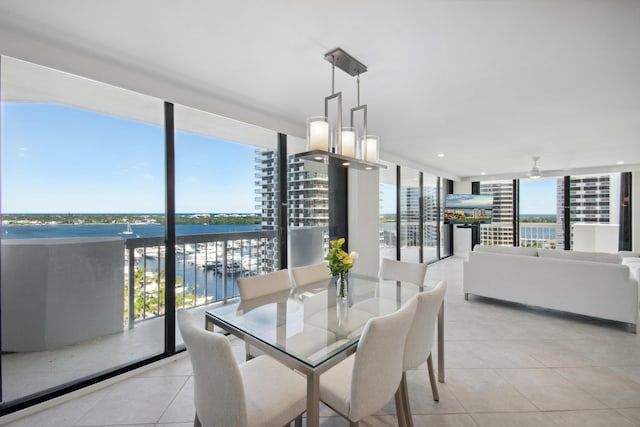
[2,223,261,240]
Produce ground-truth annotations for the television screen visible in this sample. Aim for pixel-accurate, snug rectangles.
[444,194,493,225]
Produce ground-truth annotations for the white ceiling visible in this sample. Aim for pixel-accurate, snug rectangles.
[1,0,639,180]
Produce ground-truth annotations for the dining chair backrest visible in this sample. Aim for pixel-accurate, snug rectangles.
[348,297,419,421]
[379,258,427,285]
[291,262,331,287]
[177,309,247,426]
[403,281,447,370]
[237,268,291,300]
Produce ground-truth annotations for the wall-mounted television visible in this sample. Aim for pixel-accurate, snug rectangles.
[444,194,493,225]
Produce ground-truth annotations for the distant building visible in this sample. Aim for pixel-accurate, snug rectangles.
[479,181,514,246]
[255,149,329,270]
[556,174,620,248]
[398,185,439,251]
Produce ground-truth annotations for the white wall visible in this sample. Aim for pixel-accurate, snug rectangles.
[348,168,380,277]
[453,181,473,256]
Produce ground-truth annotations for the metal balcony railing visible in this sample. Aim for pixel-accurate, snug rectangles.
[123,230,277,329]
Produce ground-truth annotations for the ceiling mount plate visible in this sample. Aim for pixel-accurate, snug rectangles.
[324,48,367,76]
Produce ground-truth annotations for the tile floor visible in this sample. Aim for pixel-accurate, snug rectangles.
[2,255,640,427]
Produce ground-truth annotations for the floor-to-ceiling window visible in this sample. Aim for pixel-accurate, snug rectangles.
[172,105,278,347]
[1,57,165,403]
[519,178,561,249]
[379,161,397,261]
[423,173,439,263]
[400,166,421,262]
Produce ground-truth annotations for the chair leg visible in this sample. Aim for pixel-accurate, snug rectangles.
[245,341,253,361]
[394,387,407,427]
[400,372,414,427]
[426,353,440,402]
[349,421,359,427]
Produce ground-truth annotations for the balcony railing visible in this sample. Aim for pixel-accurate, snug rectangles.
[520,222,561,249]
[124,230,277,329]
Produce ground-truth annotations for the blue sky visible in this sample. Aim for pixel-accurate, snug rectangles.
[1,103,257,213]
[520,179,557,214]
[2,103,558,215]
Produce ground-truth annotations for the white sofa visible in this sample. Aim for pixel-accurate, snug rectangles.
[463,245,640,332]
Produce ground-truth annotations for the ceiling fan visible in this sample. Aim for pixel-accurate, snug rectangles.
[528,156,542,179]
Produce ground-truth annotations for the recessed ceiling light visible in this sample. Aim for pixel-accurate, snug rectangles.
[481,172,486,175]
[365,166,373,170]
[313,156,324,161]
[437,153,445,158]
[342,162,350,166]
[616,161,624,165]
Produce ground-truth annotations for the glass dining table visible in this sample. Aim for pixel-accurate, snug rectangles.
[205,273,444,427]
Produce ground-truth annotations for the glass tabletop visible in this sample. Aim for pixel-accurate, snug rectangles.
[206,274,425,368]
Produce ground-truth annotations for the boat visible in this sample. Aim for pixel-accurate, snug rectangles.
[121,224,133,235]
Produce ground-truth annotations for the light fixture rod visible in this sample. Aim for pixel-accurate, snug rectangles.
[356,72,360,106]
[331,55,336,95]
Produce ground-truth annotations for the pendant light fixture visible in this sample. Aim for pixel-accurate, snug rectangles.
[302,47,384,170]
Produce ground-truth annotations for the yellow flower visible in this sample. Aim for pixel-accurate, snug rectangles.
[325,238,356,276]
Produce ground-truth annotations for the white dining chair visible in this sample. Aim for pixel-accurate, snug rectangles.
[379,258,427,285]
[237,269,293,360]
[291,262,331,287]
[319,297,419,426]
[352,258,427,323]
[237,268,292,300]
[177,309,306,427]
[398,281,447,426]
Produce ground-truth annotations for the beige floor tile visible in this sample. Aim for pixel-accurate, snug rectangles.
[609,366,640,386]
[525,339,594,368]
[544,409,638,426]
[317,414,397,426]
[75,376,189,426]
[155,423,192,427]
[616,408,640,424]
[157,377,195,423]
[411,413,478,427]
[0,387,111,427]
[464,340,544,369]
[498,368,606,411]
[471,411,557,427]
[445,369,537,412]
[554,366,640,408]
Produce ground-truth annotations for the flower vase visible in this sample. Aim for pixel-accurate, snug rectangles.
[336,272,348,300]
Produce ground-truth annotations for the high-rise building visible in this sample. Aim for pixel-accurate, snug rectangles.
[556,173,620,248]
[398,185,439,256]
[479,181,514,246]
[254,149,280,271]
[255,149,329,269]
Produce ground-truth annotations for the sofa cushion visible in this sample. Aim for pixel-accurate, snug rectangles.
[622,257,640,266]
[473,245,538,257]
[619,251,640,258]
[538,249,622,264]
